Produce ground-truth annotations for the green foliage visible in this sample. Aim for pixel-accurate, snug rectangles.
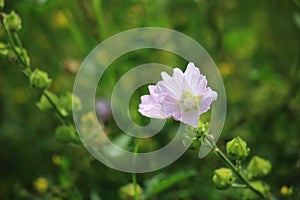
[242,181,269,200]
[182,121,209,150]
[0,0,300,199]
[143,170,196,199]
[55,125,80,143]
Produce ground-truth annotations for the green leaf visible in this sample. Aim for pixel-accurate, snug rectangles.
[36,91,58,111]
[143,169,196,199]
[55,125,80,143]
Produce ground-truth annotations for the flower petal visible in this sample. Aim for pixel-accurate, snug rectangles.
[180,109,199,128]
[198,88,218,114]
[138,94,166,119]
[160,95,181,118]
[184,62,208,96]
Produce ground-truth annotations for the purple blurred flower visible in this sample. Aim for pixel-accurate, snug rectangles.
[96,99,112,123]
[138,62,217,127]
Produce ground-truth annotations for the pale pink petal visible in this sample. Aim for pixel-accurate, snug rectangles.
[156,78,183,100]
[198,88,218,114]
[184,62,208,96]
[161,72,171,81]
[180,109,199,128]
[138,95,166,119]
[160,95,181,118]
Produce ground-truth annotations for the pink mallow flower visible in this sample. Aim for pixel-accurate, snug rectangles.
[138,62,217,128]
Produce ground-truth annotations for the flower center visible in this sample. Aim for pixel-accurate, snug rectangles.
[181,91,200,111]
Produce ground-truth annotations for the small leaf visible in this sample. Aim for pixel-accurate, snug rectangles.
[143,170,196,198]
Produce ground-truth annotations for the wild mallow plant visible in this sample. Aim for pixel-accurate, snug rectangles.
[138,62,276,199]
[0,1,298,199]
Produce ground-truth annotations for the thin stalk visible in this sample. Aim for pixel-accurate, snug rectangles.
[232,183,247,189]
[0,20,28,68]
[44,90,70,125]
[204,136,266,199]
[92,0,107,40]
[61,9,89,53]
[12,32,29,67]
[1,21,71,126]
[132,139,139,200]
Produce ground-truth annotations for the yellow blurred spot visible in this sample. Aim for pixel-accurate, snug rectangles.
[280,185,293,196]
[52,154,61,165]
[63,58,80,74]
[53,11,67,28]
[219,62,233,76]
[33,177,49,193]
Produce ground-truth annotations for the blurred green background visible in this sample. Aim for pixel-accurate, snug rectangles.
[0,0,300,199]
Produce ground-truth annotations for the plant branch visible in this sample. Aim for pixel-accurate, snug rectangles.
[204,136,267,199]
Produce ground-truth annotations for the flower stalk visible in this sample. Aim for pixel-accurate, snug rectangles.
[204,135,267,199]
[0,16,71,126]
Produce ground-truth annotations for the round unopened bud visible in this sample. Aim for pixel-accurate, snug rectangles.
[3,11,22,32]
[212,168,236,189]
[226,136,250,160]
[29,68,52,89]
[247,156,271,179]
[119,183,143,200]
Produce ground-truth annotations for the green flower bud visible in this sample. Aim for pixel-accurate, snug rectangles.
[243,181,269,200]
[36,91,60,112]
[59,92,82,112]
[55,125,80,143]
[0,0,4,10]
[226,136,250,160]
[182,122,209,150]
[0,42,8,56]
[119,183,143,200]
[3,11,22,32]
[247,156,271,179]
[30,68,52,89]
[212,168,236,189]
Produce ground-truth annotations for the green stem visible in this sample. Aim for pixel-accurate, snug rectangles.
[204,136,266,199]
[132,139,139,200]
[232,183,247,189]
[92,0,107,40]
[44,90,70,125]
[12,32,29,67]
[0,20,28,68]
[1,21,71,126]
